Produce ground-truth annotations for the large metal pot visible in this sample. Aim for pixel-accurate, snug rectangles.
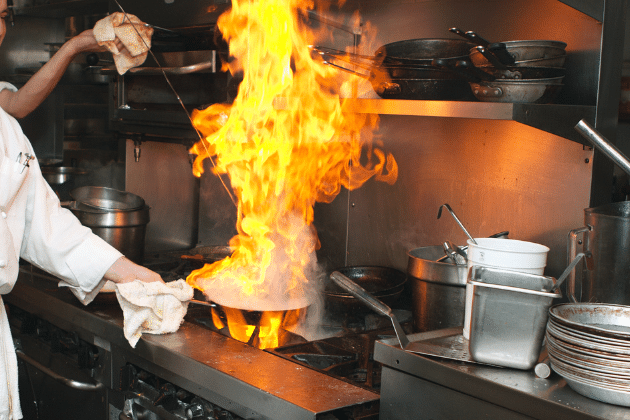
[407,246,468,332]
[570,120,630,305]
[66,201,150,264]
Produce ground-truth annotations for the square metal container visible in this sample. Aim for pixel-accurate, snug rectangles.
[468,266,562,370]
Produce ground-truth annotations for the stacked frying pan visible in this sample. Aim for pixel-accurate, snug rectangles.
[546,303,630,407]
[313,29,567,103]
[312,39,478,100]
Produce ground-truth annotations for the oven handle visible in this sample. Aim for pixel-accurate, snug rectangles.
[16,349,105,391]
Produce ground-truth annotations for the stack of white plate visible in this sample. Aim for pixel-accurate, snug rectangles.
[546,303,630,407]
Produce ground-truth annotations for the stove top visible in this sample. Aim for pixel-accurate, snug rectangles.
[142,246,414,392]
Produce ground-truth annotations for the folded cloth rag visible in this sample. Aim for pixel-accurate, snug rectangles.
[93,12,153,75]
[115,279,194,348]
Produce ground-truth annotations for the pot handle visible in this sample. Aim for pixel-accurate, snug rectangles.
[567,226,591,302]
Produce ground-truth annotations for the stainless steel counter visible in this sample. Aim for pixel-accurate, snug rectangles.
[7,267,379,420]
[374,327,630,420]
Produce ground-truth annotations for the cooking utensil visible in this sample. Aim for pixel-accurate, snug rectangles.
[468,266,561,369]
[442,241,466,265]
[324,266,406,311]
[407,245,468,332]
[568,120,630,305]
[70,186,146,211]
[436,231,509,262]
[316,50,473,101]
[469,40,568,68]
[433,59,566,82]
[548,252,588,293]
[330,271,412,349]
[41,166,88,185]
[449,27,515,66]
[433,59,565,103]
[65,201,150,264]
[314,38,476,68]
[437,203,477,245]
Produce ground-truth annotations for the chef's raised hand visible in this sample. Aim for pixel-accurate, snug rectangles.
[103,256,165,285]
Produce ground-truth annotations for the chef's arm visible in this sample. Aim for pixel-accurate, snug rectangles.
[103,256,165,285]
[0,30,122,118]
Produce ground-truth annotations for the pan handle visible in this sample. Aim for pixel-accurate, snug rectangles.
[476,46,507,69]
[488,42,516,66]
[431,59,494,83]
[464,31,491,47]
[330,271,410,349]
[448,28,490,46]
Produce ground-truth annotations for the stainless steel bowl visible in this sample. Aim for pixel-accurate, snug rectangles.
[41,166,88,185]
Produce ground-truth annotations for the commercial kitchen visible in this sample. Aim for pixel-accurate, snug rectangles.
[3,0,630,419]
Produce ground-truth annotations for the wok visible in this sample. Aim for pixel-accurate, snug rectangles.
[314,38,476,68]
[313,38,478,100]
[324,266,407,311]
[433,59,564,103]
[449,28,566,68]
[433,59,566,82]
[320,55,474,100]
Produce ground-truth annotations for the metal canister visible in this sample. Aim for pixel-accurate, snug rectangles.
[568,201,630,304]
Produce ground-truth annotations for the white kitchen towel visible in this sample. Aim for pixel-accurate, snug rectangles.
[93,12,153,75]
[115,279,194,348]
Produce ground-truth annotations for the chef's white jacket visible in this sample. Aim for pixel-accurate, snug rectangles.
[0,103,123,419]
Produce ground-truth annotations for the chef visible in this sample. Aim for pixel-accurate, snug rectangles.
[0,1,164,419]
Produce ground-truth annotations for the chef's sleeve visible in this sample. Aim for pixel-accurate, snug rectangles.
[19,158,123,304]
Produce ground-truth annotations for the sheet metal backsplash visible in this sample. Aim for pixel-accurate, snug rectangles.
[315,117,593,279]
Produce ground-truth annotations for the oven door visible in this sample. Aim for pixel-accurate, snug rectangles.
[11,316,109,420]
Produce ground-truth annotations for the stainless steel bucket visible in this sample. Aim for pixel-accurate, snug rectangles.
[66,202,150,264]
[568,201,630,304]
[407,246,468,332]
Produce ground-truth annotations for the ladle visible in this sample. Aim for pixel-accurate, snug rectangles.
[436,231,509,262]
[548,252,590,293]
[442,241,467,265]
[437,204,477,245]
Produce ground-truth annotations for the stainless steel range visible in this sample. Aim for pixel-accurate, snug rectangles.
[6,250,413,420]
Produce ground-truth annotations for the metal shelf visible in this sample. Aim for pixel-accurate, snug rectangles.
[341,99,597,145]
[12,0,108,18]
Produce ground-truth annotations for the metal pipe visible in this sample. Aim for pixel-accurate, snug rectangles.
[575,119,630,176]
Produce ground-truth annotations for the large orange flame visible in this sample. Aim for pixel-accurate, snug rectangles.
[186,0,397,347]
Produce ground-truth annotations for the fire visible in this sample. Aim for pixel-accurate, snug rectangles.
[186,0,397,348]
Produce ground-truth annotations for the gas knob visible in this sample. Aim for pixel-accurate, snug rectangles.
[185,402,204,419]
[154,383,179,411]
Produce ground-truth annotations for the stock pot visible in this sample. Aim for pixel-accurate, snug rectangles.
[407,246,468,332]
[65,201,150,264]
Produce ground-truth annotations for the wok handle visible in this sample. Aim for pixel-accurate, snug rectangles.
[488,42,516,66]
[464,31,490,47]
[330,271,410,349]
[575,119,630,176]
[330,271,392,318]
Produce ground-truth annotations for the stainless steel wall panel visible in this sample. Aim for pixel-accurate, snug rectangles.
[125,140,199,251]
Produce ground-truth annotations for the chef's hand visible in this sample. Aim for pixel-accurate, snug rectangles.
[65,29,126,55]
[103,256,165,284]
